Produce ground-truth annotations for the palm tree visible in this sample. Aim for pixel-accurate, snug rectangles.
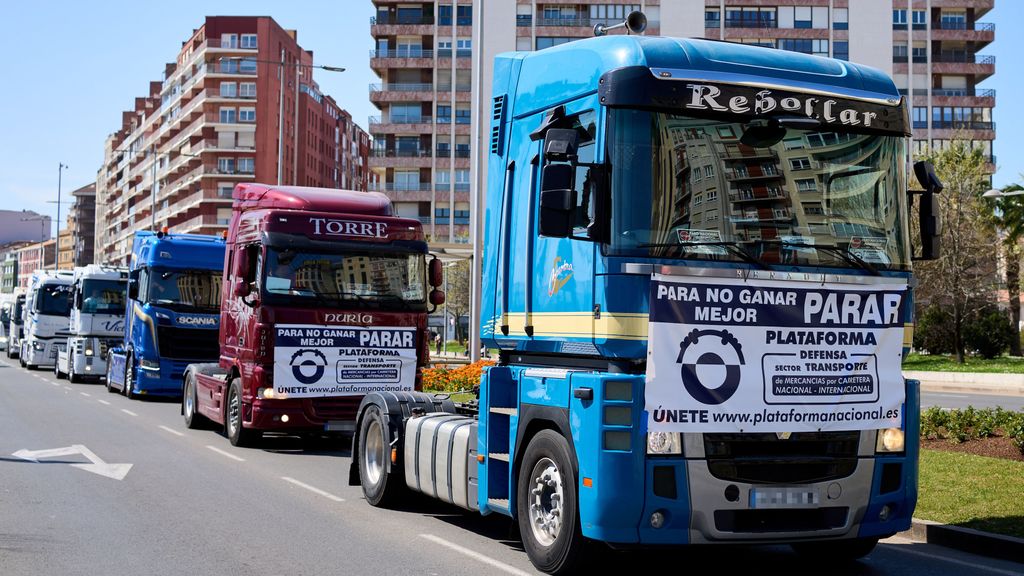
[988,183,1024,356]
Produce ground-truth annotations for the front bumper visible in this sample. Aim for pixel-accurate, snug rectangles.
[247,397,359,432]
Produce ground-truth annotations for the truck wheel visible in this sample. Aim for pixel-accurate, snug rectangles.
[183,372,208,430]
[516,430,585,575]
[54,361,64,379]
[358,405,404,506]
[123,358,136,399]
[791,537,879,561]
[225,379,258,447]
[105,362,117,394]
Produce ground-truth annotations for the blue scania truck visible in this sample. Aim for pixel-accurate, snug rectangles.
[350,21,942,574]
[106,230,226,398]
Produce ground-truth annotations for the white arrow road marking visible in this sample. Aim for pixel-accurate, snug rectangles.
[12,444,133,481]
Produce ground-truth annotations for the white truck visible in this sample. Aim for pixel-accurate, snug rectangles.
[56,265,128,382]
[20,270,74,369]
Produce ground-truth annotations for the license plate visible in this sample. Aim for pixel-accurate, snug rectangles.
[750,487,820,509]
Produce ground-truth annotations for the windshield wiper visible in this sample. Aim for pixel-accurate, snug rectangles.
[757,240,881,276]
[638,241,770,270]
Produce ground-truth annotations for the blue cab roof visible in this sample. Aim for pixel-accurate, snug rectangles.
[130,230,226,271]
[501,36,901,118]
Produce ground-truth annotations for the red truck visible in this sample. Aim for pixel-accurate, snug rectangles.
[183,184,443,446]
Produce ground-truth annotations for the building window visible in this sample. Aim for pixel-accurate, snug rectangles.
[706,209,719,223]
[834,41,849,61]
[239,107,255,123]
[438,5,453,25]
[239,58,257,74]
[793,6,812,29]
[536,37,573,50]
[705,9,720,27]
[220,34,238,48]
[238,158,254,174]
[220,82,237,98]
[217,158,236,174]
[455,107,471,124]
[694,193,703,206]
[706,189,718,202]
[239,82,256,98]
[217,183,234,198]
[833,8,849,30]
[912,10,927,29]
[219,107,237,123]
[790,157,811,170]
[457,5,472,26]
[796,178,817,192]
[240,34,258,49]
[893,10,907,28]
[704,165,714,178]
[590,4,642,27]
[802,203,824,216]
[437,105,452,124]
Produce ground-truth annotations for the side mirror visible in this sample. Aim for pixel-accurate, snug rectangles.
[918,192,942,260]
[234,248,250,279]
[914,161,944,194]
[428,257,443,288]
[127,279,139,301]
[539,164,575,238]
[232,278,250,298]
[428,288,445,313]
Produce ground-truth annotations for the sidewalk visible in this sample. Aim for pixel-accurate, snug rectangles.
[902,519,1024,565]
[905,370,1024,395]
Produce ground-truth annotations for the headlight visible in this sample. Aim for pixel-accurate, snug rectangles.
[258,387,276,399]
[139,358,160,371]
[876,428,905,453]
[33,341,45,351]
[0,336,7,343]
[85,348,94,356]
[155,312,171,320]
[647,432,683,455]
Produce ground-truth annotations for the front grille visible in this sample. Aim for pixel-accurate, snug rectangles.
[714,507,848,533]
[309,397,360,421]
[704,432,859,484]
[156,326,220,361]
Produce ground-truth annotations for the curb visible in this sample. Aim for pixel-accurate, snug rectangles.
[906,370,1024,396]
[903,518,1024,564]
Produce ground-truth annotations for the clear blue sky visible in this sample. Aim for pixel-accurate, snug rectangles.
[0,1,375,237]
[1,1,1020,236]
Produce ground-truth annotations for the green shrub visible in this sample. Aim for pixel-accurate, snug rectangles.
[964,309,1014,359]
[975,408,999,438]
[1008,414,1024,455]
[921,406,947,440]
[945,409,971,444]
[914,305,956,355]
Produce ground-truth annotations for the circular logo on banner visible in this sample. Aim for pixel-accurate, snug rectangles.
[675,329,746,405]
[290,349,328,385]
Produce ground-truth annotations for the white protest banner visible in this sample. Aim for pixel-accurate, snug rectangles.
[273,324,417,397]
[645,274,907,433]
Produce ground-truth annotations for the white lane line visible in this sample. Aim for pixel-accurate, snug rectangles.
[885,542,1024,576]
[97,400,111,406]
[121,409,138,417]
[419,534,533,576]
[206,445,245,462]
[932,393,969,398]
[80,392,91,397]
[64,386,73,391]
[51,381,60,387]
[280,476,345,502]
[159,425,185,437]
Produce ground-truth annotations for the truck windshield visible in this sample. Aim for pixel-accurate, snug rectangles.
[264,247,426,309]
[36,284,72,316]
[14,298,24,323]
[145,268,221,311]
[606,109,910,271]
[81,280,127,314]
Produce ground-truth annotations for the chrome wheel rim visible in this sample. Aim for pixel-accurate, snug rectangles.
[228,389,240,437]
[364,418,385,485]
[528,457,564,547]
[184,379,195,419]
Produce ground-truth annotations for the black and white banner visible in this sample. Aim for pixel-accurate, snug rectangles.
[645,274,907,432]
[273,324,417,397]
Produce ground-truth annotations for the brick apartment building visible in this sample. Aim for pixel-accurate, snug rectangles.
[97,16,371,265]
[69,183,96,266]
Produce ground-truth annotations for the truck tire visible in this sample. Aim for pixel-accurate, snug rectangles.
[67,355,80,383]
[54,360,65,379]
[182,371,208,430]
[358,405,405,506]
[516,430,585,575]
[225,378,258,447]
[790,537,879,561]
[105,362,117,394]
[123,356,136,399]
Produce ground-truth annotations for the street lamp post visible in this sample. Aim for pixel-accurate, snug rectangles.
[56,163,67,271]
[984,189,1024,198]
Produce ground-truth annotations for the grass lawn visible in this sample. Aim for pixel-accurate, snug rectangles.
[917,449,1024,538]
[903,353,1024,374]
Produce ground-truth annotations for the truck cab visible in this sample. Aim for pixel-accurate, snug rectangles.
[6,294,26,359]
[55,265,128,382]
[106,231,225,398]
[184,184,438,447]
[20,270,74,369]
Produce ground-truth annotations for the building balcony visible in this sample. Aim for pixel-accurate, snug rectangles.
[725,170,783,181]
[723,18,778,29]
[729,191,787,203]
[371,147,432,158]
[902,88,995,107]
[368,115,437,135]
[203,165,256,177]
[205,62,258,77]
[369,50,435,69]
[931,21,994,46]
[175,213,227,234]
[370,14,433,25]
[368,182,433,193]
[205,38,259,52]
[368,83,435,103]
[435,148,471,158]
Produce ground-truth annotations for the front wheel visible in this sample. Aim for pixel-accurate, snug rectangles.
[225,379,258,447]
[123,358,136,399]
[105,361,117,394]
[183,372,208,430]
[358,405,404,506]
[791,537,879,561]
[516,430,585,575]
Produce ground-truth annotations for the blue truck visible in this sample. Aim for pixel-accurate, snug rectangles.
[106,230,226,398]
[349,19,943,575]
